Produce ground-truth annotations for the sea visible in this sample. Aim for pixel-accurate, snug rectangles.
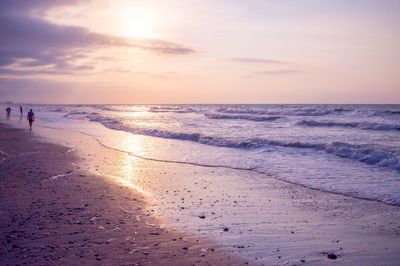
[2,104,400,206]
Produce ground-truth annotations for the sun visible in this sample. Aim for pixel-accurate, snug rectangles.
[119,8,156,38]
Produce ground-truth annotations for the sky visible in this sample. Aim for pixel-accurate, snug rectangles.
[0,0,399,104]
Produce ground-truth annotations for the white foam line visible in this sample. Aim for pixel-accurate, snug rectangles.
[43,172,73,182]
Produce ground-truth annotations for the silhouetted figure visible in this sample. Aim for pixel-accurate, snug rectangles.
[5,107,11,119]
[19,106,23,117]
[27,109,35,131]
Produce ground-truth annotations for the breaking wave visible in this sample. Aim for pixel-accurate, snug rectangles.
[148,106,194,113]
[205,113,282,122]
[63,111,100,118]
[297,120,400,131]
[216,107,346,116]
[84,114,400,172]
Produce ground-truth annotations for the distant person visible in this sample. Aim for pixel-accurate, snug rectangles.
[5,107,11,119]
[27,109,35,131]
[19,106,23,117]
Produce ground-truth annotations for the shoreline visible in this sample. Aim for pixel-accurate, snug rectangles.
[1,120,400,265]
[0,122,240,265]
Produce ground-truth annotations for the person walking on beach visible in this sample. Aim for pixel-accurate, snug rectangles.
[19,106,23,117]
[27,109,35,131]
[5,107,11,119]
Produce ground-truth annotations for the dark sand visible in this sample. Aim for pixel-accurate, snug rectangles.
[0,123,241,265]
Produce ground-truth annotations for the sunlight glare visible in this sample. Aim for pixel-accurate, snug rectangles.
[118,7,157,38]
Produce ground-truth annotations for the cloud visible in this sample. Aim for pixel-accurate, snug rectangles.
[0,65,95,76]
[0,13,128,70]
[0,1,195,76]
[133,39,195,55]
[0,0,78,14]
[228,58,289,64]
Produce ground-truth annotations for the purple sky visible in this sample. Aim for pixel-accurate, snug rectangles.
[0,0,399,103]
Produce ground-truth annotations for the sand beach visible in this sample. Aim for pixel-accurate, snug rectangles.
[0,123,237,265]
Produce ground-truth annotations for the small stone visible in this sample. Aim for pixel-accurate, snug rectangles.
[223,227,229,232]
[327,253,337,260]
[199,215,205,219]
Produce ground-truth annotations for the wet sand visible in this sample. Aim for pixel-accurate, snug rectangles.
[0,123,239,265]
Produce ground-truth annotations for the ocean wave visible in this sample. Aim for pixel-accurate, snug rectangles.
[91,105,122,112]
[148,106,194,113]
[49,107,66,113]
[382,110,400,115]
[297,120,400,131]
[83,114,400,172]
[205,113,282,122]
[63,111,100,118]
[253,139,400,171]
[87,115,261,149]
[324,142,400,170]
[217,107,337,116]
[150,106,181,111]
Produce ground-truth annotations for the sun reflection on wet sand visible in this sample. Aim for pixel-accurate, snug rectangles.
[119,155,148,194]
[105,173,150,196]
[107,135,152,196]
[36,125,152,196]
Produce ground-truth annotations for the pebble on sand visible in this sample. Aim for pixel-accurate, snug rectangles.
[327,253,338,260]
